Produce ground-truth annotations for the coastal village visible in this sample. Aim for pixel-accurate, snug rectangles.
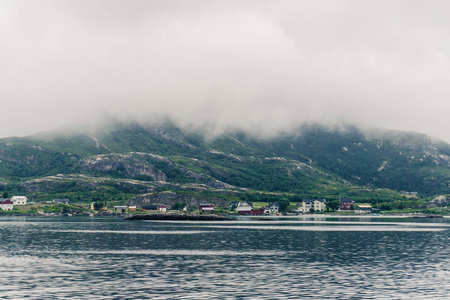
[1,195,449,216]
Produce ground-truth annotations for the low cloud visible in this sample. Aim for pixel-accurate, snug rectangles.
[1,0,450,141]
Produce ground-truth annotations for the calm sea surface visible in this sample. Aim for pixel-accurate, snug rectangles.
[0,215,449,299]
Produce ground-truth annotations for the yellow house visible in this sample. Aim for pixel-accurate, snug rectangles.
[355,205,373,214]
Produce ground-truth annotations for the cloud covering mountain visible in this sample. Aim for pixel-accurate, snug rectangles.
[1,0,450,140]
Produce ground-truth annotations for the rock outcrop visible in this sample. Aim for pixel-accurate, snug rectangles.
[77,153,167,181]
[125,213,232,221]
[125,191,232,208]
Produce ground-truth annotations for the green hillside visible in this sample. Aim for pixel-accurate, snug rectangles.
[0,121,448,205]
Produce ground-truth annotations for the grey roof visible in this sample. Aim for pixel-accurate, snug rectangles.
[53,199,70,203]
[303,199,326,203]
[339,198,353,202]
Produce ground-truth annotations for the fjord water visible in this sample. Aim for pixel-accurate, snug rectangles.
[0,216,449,299]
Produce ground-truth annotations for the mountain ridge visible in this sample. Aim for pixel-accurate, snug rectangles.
[0,121,448,205]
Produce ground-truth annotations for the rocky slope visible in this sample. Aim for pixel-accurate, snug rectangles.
[0,121,448,205]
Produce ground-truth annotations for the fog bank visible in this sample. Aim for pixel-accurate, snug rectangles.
[1,1,450,141]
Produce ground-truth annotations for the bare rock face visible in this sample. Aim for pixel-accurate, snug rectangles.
[20,174,156,194]
[208,180,234,189]
[125,191,230,208]
[77,153,167,181]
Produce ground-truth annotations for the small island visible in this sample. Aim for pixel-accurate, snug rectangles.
[125,213,233,221]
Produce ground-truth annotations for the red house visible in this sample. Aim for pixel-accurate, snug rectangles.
[339,198,354,210]
[250,208,265,215]
[157,205,167,212]
[0,199,14,211]
[199,203,214,213]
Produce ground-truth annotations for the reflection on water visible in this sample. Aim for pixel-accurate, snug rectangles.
[49,229,213,234]
[0,216,449,299]
[200,225,447,231]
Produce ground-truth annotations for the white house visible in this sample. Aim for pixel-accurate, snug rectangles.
[53,199,70,205]
[236,202,253,214]
[0,199,14,211]
[355,205,373,214]
[114,206,128,212]
[11,196,28,205]
[301,199,326,213]
[268,202,279,213]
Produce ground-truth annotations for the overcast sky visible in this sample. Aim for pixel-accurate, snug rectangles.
[1,0,450,141]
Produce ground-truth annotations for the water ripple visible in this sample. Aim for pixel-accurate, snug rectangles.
[48,229,213,234]
[201,225,447,231]
[0,216,449,299]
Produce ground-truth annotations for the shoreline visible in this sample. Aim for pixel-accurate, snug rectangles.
[1,212,449,219]
[125,213,233,221]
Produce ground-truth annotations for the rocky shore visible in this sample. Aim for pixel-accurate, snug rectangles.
[125,213,233,221]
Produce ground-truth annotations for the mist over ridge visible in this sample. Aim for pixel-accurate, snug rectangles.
[25,113,450,154]
[2,1,450,142]
[1,116,449,199]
